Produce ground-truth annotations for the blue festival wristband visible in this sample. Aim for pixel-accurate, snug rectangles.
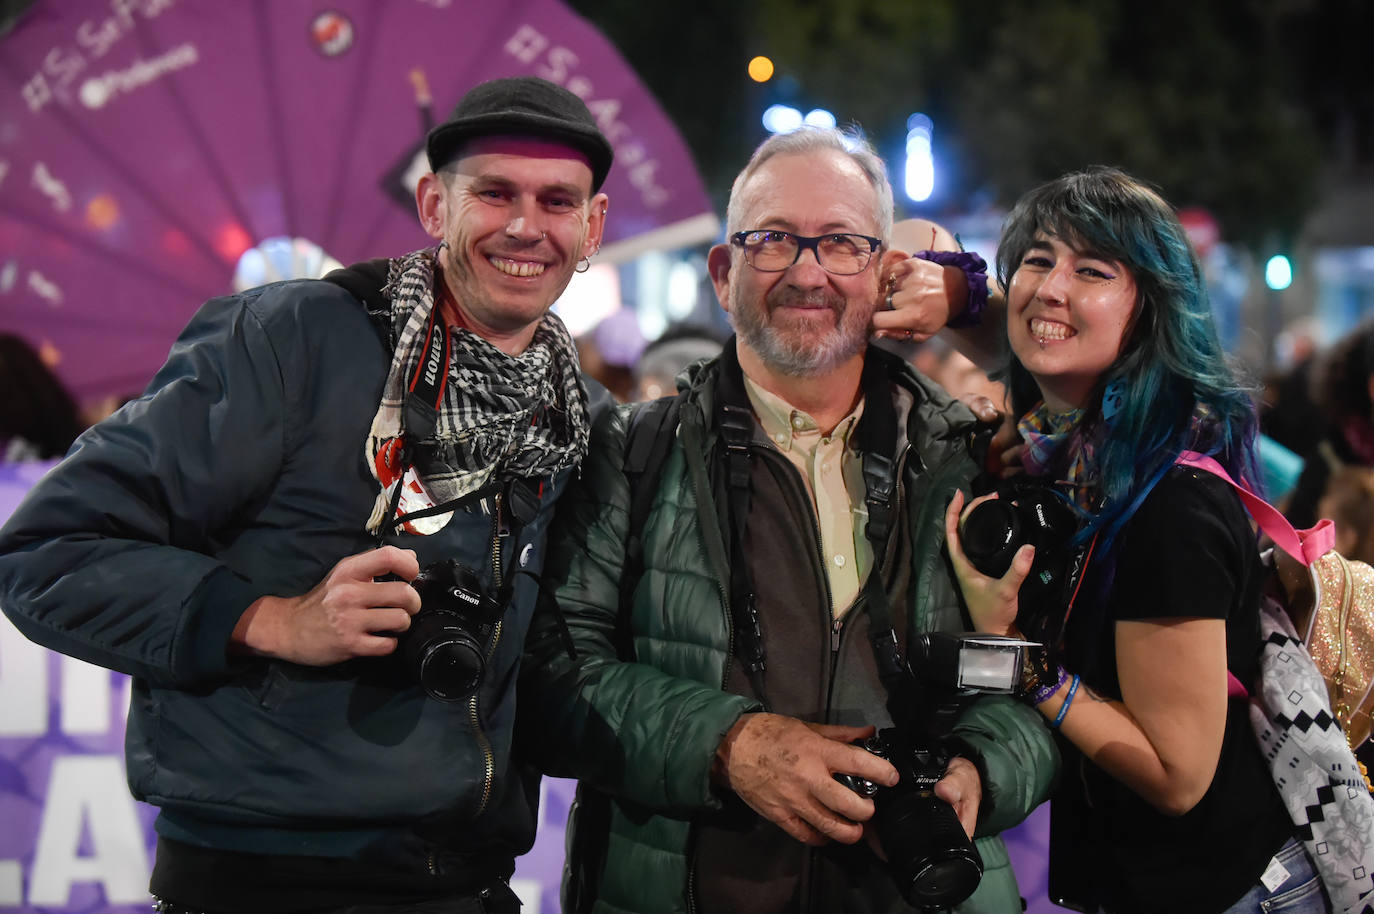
[913,249,988,328]
[1050,674,1081,730]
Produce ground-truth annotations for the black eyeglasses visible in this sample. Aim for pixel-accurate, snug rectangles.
[730,230,883,275]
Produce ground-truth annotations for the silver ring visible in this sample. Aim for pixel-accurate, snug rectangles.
[885,290,895,311]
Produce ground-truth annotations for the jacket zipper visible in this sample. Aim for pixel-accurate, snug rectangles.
[468,490,504,818]
[814,440,912,911]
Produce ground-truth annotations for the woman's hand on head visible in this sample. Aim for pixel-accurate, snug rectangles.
[870,252,966,344]
[944,489,1034,636]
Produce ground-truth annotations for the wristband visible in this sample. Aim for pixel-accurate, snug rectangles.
[913,249,988,328]
[1049,674,1081,730]
[1030,666,1069,706]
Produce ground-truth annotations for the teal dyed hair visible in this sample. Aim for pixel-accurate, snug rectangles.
[994,167,1262,542]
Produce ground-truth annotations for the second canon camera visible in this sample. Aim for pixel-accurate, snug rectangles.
[959,479,1083,623]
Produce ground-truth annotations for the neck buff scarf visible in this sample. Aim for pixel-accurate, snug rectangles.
[1019,380,1218,512]
[364,247,589,534]
[1018,403,1095,510]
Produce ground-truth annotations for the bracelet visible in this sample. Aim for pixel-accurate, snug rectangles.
[913,249,989,329]
[1017,646,1054,697]
[1030,666,1069,706]
[1049,674,1081,730]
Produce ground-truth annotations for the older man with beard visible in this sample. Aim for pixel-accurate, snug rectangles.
[520,127,1058,914]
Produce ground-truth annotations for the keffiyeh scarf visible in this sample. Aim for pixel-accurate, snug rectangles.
[364,248,589,534]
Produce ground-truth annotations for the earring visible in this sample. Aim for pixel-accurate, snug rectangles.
[575,256,592,273]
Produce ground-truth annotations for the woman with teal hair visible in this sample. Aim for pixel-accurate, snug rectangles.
[944,167,1329,913]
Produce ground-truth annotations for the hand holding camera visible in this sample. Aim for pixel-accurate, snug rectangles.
[713,713,899,847]
[835,728,984,909]
[232,545,422,666]
[943,489,1035,637]
[945,479,1085,641]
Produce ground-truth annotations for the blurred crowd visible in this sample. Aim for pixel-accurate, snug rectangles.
[1261,318,1374,560]
[0,333,131,464]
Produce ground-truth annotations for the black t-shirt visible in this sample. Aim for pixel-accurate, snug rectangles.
[1049,467,1294,914]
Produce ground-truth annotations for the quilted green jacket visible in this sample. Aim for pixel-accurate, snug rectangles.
[521,346,1059,914]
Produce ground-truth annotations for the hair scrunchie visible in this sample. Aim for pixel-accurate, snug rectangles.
[913,249,989,328]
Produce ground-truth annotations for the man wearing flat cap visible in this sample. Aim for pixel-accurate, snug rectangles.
[0,75,612,914]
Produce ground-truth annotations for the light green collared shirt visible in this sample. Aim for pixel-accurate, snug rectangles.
[743,375,873,618]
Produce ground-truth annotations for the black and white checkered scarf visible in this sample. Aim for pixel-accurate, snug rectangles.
[364,247,589,533]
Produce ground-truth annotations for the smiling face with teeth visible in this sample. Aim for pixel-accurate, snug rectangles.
[709,147,891,381]
[1006,232,1139,413]
[416,135,607,355]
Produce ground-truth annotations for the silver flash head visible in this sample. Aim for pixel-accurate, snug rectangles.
[912,632,1038,694]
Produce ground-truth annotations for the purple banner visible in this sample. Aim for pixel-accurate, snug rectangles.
[0,0,718,404]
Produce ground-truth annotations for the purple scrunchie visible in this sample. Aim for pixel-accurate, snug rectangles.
[913,249,989,328]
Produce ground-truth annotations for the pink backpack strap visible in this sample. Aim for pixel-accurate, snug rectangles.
[1175,450,1334,566]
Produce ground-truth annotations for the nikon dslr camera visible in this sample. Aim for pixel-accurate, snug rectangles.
[836,728,983,909]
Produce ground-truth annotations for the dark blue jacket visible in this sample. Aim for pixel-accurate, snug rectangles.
[0,273,579,865]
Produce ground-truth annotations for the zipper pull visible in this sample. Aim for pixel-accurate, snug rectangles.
[493,490,508,537]
[832,617,843,653]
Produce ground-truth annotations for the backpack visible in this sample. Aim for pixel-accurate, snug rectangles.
[1178,451,1374,750]
[615,392,685,650]
[1178,450,1374,912]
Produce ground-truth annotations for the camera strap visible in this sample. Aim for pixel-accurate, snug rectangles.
[849,356,923,726]
[713,344,909,713]
[373,305,537,561]
[714,342,769,703]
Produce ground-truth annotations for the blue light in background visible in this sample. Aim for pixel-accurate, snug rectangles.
[905,113,934,202]
[762,104,802,134]
[1265,254,1293,290]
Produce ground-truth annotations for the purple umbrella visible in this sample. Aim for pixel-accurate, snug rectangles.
[0,0,719,404]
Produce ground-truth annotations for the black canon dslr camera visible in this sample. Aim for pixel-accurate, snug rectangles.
[397,559,503,702]
[959,479,1083,625]
[836,726,983,909]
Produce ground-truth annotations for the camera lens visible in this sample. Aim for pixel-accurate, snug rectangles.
[416,634,485,702]
[960,498,1022,578]
[877,792,983,907]
[399,561,494,702]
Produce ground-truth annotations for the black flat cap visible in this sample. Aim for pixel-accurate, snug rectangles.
[426,76,614,191]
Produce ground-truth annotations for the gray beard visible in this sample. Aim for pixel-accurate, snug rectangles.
[730,289,868,377]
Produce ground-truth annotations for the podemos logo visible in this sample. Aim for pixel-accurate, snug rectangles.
[310,11,354,57]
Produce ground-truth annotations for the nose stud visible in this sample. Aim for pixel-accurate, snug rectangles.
[505,218,547,242]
